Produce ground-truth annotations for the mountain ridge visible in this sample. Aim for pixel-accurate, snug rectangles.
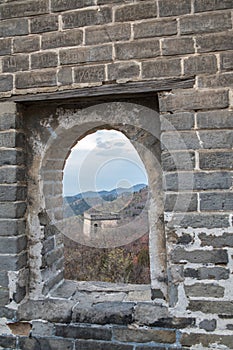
[65,183,147,201]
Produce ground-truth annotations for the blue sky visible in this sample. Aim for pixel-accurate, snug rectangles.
[63,129,148,196]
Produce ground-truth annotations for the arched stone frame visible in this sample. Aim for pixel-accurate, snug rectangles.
[27,101,168,300]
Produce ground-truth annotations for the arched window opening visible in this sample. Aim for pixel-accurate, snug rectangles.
[63,129,150,284]
[40,101,167,300]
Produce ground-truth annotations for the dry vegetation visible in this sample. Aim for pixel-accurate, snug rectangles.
[64,187,150,284]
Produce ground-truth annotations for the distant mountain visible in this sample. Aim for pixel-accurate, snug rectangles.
[63,184,148,217]
[65,183,147,202]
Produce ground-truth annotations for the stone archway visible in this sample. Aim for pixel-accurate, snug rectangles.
[27,101,168,300]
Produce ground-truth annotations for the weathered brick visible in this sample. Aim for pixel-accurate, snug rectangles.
[0,0,49,19]
[0,150,24,166]
[142,58,181,78]
[198,72,233,88]
[183,54,217,76]
[14,283,27,303]
[0,271,8,287]
[196,32,233,53]
[63,7,112,29]
[189,300,233,315]
[0,38,11,56]
[51,0,94,12]
[18,299,75,322]
[181,332,233,348]
[199,232,233,248]
[161,151,195,171]
[41,237,55,256]
[0,131,24,148]
[197,110,233,129]
[184,266,230,280]
[171,247,228,264]
[74,64,105,84]
[43,169,62,182]
[162,37,195,56]
[198,130,233,149]
[60,45,112,65]
[55,324,112,340]
[0,306,16,320]
[0,166,25,184]
[0,185,26,201]
[13,35,40,53]
[2,54,29,72]
[115,39,160,60]
[30,14,58,34]
[168,213,230,229]
[0,74,13,92]
[18,337,74,350]
[161,112,194,130]
[0,251,27,271]
[199,151,233,170]
[134,303,169,325]
[180,12,232,35]
[185,283,224,298]
[170,231,190,245]
[159,0,191,17]
[72,302,135,324]
[0,202,26,218]
[113,327,176,344]
[220,51,233,71]
[85,23,131,45]
[169,231,190,246]
[159,89,228,112]
[0,235,27,254]
[0,287,9,305]
[200,192,233,211]
[151,317,195,329]
[199,319,217,332]
[0,107,20,130]
[31,51,58,69]
[41,259,63,283]
[164,172,232,191]
[115,2,157,22]
[42,29,83,50]
[43,246,63,267]
[31,321,54,337]
[0,18,28,37]
[0,335,16,349]
[108,62,140,81]
[164,193,197,212]
[57,67,73,85]
[134,19,177,39]
[194,0,233,12]
[161,131,199,151]
[0,219,25,237]
[76,340,133,350]
[15,70,57,89]
[42,270,64,295]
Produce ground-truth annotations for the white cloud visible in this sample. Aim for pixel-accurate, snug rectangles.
[73,129,125,151]
[63,129,148,196]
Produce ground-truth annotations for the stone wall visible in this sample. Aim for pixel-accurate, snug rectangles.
[0,0,233,349]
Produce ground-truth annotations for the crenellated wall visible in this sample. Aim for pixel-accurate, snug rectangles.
[0,0,233,349]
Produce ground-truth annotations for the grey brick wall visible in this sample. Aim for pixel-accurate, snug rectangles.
[0,102,28,314]
[0,0,233,349]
